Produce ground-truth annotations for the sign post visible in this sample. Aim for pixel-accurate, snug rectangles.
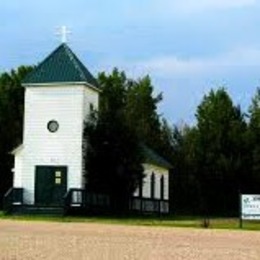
[240,194,260,228]
[239,193,243,229]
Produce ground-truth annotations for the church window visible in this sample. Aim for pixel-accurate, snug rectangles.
[47,120,59,133]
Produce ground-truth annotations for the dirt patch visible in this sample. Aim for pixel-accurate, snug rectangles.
[0,220,259,260]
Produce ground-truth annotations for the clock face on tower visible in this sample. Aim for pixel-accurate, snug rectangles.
[47,120,59,133]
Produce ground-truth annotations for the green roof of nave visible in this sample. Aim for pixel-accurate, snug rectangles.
[23,43,98,87]
[141,144,173,169]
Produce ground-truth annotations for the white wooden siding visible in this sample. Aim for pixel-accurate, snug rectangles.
[19,84,98,204]
[134,163,169,200]
[13,148,23,187]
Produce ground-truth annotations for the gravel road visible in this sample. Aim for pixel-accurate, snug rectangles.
[0,220,259,260]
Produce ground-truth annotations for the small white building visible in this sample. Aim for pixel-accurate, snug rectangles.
[132,145,172,213]
[8,43,171,213]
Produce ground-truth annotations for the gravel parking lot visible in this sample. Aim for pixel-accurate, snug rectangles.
[0,219,260,260]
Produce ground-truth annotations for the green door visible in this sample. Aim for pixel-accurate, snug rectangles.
[35,166,67,206]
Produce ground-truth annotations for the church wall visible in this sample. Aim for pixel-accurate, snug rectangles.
[22,85,87,204]
[83,86,99,117]
[13,149,23,187]
[134,163,169,200]
[81,86,99,186]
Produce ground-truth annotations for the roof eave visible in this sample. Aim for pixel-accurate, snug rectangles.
[144,161,173,170]
[10,144,24,155]
[22,81,101,92]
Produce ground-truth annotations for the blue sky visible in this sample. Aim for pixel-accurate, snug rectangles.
[1,0,260,124]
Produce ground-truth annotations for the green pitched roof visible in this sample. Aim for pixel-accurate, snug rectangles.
[23,43,98,87]
[141,144,173,169]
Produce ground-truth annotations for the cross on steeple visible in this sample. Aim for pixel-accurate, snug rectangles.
[56,26,71,43]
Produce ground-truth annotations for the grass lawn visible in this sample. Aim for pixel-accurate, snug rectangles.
[0,210,259,230]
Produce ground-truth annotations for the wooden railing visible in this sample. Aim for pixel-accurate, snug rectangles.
[130,197,169,214]
[3,188,24,214]
[3,188,168,215]
[64,189,110,214]
[64,189,169,215]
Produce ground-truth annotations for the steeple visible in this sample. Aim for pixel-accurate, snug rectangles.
[23,43,98,88]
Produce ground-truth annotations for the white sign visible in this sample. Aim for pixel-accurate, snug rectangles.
[241,194,260,220]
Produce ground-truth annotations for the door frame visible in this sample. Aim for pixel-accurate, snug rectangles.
[34,165,68,206]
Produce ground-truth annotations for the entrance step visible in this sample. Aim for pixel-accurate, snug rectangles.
[11,205,64,216]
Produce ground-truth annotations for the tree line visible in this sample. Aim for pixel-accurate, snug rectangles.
[0,66,260,216]
[172,89,253,216]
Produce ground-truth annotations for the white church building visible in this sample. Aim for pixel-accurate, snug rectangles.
[5,43,171,214]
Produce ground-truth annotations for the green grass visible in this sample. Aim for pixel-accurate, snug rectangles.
[0,211,259,231]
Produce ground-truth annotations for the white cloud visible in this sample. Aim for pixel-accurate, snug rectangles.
[96,46,260,124]
[170,0,256,13]
[148,0,257,15]
[134,47,260,79]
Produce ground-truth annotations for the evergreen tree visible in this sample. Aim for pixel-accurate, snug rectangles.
[0,66,33,207]
[84,69,174,212]
[248,88,260,193]
[195,88,247,215]
[170,125,201,214]
[84,69,144,212]
[125,75,162,149]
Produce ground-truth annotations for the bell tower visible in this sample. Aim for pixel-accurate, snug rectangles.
[13,43,99,205]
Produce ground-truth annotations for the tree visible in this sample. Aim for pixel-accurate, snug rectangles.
[170,124,201,215]
[0,66,33,207]
[247,88,260,193]
[125,75,162,149]
[124,75,176,166]
[84,69,144,212]
[83,69,176,212]
[195,88,247,215]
